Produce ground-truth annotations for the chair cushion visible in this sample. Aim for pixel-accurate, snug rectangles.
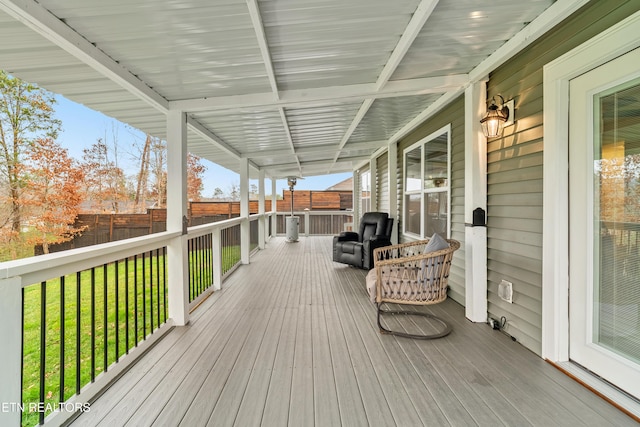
[420,233,450,287]
[425,233,449,253]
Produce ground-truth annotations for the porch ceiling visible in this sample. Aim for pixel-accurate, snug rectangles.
[0,0,560,178]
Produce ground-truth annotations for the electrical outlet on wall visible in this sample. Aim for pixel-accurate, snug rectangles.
[498,280,513,303]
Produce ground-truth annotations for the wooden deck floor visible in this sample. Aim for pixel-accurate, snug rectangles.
[70,236,636,426]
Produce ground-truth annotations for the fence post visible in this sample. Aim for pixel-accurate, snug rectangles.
[0,277,23,426]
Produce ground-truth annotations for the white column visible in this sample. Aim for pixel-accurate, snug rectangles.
[388,142,399,244]
[271,178,277,236]
[0,277,22,426]
[166,110,189,326]
[464,80,488,323]
[352,170,360,230]
[258,169,266,249]
[370,158,377,212]
[212,227,222,291]
[240,158,250,264]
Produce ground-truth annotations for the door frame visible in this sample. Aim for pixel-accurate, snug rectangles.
[542,11,640,362]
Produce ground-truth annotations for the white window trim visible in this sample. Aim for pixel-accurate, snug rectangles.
[402,124,452,240]
[542,10,640,362]
[360,168,371,214]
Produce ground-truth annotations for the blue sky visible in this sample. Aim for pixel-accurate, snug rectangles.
[53,95,351,197]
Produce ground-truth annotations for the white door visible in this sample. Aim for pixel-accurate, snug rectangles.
[569,47,640,398]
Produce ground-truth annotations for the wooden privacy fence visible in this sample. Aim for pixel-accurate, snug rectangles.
[38,191,352,254]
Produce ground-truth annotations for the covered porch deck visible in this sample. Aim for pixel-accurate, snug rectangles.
[70,236,634,426]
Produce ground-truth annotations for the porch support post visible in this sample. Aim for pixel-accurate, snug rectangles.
[240,158,250,264]
[271,178,277,236]
[166,109,189,326]
[352,170,360,230]
[0,277,22,426]
[369,158,377,211]
[388,142,398,244]
[258,169,266,249]
[212,228,222,290]
[464,79,488,323]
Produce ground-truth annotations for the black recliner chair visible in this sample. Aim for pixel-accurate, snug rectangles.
[333,212,394,269]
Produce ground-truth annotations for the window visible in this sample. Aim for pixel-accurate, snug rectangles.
[360,169,371,213]
[403,125,450,238]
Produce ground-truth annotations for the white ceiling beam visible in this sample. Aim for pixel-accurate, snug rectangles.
[187,116,242,159]
[330,99,374,169]
[330,0,439,171]
[389,87,466,144]
[279,108,301,173]
[240,140,387,159]
[375,0,440,90]
[246,0,279,97]
[169,75,467,112]
[266,155,370,170]
[0,0,169,113]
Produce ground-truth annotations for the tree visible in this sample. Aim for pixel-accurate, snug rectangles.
[23,137,85,253]
[228,183,240,201]
[81,138,128,212]
[212,187,224,199]
[149,138,166,208]
[134,133,152,212]
[187,153,206,201]
[0,71,61,238]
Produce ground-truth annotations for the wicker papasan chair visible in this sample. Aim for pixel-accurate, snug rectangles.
[365,234,460,339]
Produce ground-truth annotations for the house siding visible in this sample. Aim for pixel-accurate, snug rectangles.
[485,0,640,355]
[376,152,389,213]
[397,96,466,305]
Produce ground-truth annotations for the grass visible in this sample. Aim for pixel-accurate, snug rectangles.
[0,230,42,262]
[20,245,242,427]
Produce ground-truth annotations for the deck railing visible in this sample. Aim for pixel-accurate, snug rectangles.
[275,211,354,236]
[0,212,274,426]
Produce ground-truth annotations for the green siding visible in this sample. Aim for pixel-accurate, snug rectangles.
[397,95,466,304]
[486,0,640,355]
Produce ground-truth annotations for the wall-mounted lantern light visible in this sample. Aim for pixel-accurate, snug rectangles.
[480,95,514,138]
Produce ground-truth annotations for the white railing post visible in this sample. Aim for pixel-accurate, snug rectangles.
[212,228,222,290]
[271,178,278,236]
[166,109,189,326]
[258,170,266,249]
[240,158,250,264]
[0,277,23,426]
[304,210,310,237]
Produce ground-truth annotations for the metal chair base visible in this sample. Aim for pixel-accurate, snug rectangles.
[377,305,452,340]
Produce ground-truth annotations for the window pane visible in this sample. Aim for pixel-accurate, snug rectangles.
[424,192,448,236]
[404,194,421,235]
[405,147,421,192]
[424,134,448,189]
[594,80,640,363]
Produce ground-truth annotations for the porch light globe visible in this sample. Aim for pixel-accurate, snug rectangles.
[480,103,508,138]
